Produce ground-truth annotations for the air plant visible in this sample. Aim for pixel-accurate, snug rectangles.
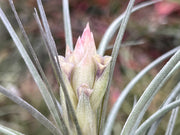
[0,0,180,135]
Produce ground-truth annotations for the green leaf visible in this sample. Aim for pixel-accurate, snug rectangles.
[36,0,82,134]
[0,85,61,135]
[8,1,66,133]
[104,46,180,135]
[0,6,63,134]
[106,40,144,50]
[165,101,179,135]
[121,47,180,135]
[165,103,179,135]
[148,81,180,135]
[130,60,180,134]
[99,0,135,134]
[97,0,161,56]
[0,124,24,135]
[62,0,73,50]
[135,99,180,135]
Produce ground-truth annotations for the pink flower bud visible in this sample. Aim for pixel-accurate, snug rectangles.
[59,23,112,134]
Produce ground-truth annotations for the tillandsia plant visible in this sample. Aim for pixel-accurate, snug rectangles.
[1,0,180,135]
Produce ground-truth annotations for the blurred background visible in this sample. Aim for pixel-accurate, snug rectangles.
[0,0,180,134]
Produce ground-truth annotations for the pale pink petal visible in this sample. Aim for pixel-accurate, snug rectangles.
[74,36,84,57]
[72,24,96,65]
[81,23,96,55]
[89,32,96,54]
[69,37,84,64]
[81,23,91,45]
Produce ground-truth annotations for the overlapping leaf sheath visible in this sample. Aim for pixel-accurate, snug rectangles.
[58,24,112,135]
